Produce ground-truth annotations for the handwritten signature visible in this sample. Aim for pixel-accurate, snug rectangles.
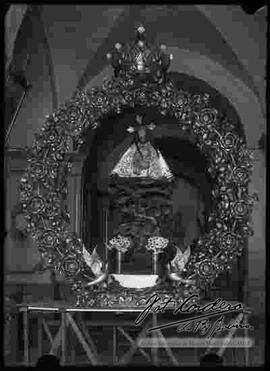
[134,293,252,336]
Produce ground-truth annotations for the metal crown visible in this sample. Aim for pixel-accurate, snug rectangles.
[106,26,173,84]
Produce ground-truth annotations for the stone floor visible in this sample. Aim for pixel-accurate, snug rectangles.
[5,347,253,367]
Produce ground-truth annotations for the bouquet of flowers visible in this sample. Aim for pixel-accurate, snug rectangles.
[107,234,131,253]
[146,236,169,254]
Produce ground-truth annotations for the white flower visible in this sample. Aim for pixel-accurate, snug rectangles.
[146,237,168,254]
[107,235,131,253]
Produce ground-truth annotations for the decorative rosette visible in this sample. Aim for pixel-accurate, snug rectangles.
[28,160,47,180]
[145,236,169,254]
[107,235,131,253]
[134,87,150,105]
[58,256,82,279]
[91,90,110,113]
[28,196,45,214]
[221,132,237,152]
[231,166,250,185]
[44,229,59,246]
[37,229,59,253]
[219,231,239,252]
[199,108,217,127]
[43,128,63,148]
[196,259,217,280]
[230,200,251,219]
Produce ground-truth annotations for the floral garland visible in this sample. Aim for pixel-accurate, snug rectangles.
[18,75,257,300]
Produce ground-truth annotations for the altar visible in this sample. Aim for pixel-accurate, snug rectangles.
[17,301,181,366]
[13,23,257,367]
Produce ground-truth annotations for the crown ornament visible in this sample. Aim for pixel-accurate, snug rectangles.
[106,26,173,84]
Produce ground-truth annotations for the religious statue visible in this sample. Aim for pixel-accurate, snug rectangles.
[111,114,173,180]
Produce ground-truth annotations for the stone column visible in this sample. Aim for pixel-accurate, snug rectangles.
[245,149,265,366]
[246,150,265,314]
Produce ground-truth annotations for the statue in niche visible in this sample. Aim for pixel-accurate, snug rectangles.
[107,114,191,278]
[82,113,196,286]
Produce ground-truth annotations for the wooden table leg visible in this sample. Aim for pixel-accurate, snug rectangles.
[13,312,19,364]
[37,314,43,358]
[118,320,151,365]
[23,310,30,365]
[61,312,66,365]
[66,313,99,365]
[113,326,118,365]
[232,346,237,366]
[71,325,76,365]
[9,313,19,364]
[78,314,99,361]
[118,327,151,363]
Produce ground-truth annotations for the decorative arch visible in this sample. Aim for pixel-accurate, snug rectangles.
[18,70,257,304]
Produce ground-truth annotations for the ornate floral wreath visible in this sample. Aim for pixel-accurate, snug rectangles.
[18,75,257,301]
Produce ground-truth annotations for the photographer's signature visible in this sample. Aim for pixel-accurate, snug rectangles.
[135,293,253,337]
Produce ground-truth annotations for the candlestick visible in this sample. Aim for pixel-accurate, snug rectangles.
[117,251,121,273]
[152,252,158,275]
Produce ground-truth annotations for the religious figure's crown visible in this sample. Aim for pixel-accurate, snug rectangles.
[106,26,173,83]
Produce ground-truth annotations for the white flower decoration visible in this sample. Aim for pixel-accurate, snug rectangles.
[107,235,131,253]
[146,236,168,254]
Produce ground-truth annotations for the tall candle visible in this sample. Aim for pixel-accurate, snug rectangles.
[153,253,158,275]
[117,251,121,274]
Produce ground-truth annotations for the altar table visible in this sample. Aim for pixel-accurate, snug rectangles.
[17,301,250,366]
[17,301,183,366]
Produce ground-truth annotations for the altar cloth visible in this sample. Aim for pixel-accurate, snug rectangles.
[112,274,158,288]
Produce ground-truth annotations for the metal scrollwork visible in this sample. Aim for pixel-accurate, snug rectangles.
[18,26,257,305]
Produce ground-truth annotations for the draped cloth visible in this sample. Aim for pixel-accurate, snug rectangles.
[111,141,173,180]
